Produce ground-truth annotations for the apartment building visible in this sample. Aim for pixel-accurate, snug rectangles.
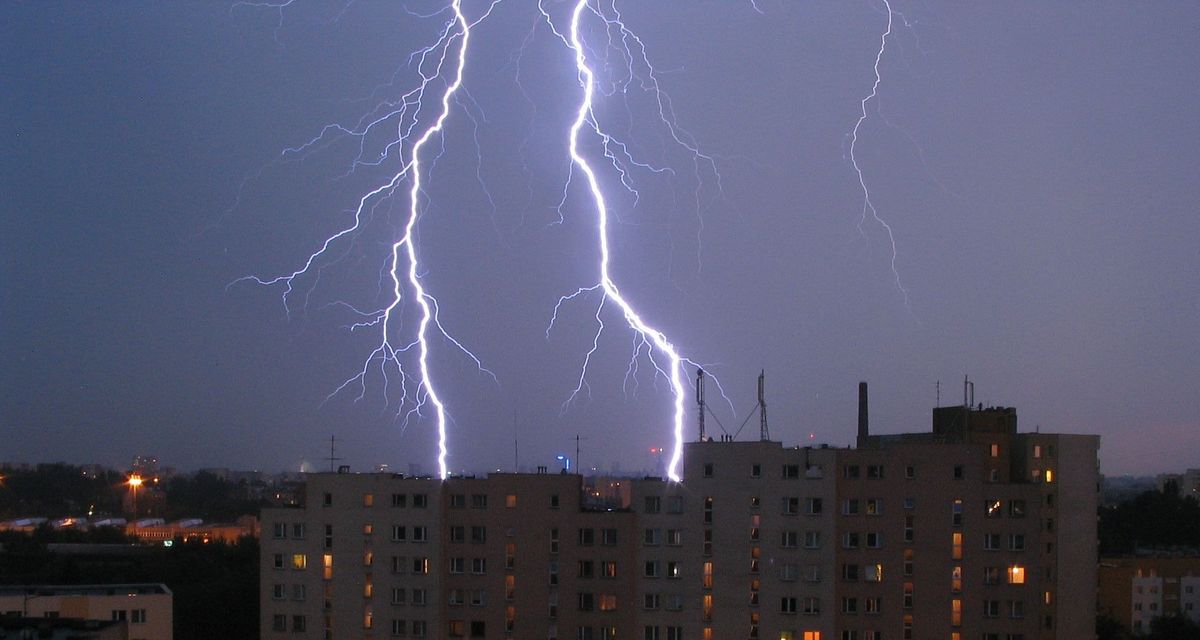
[1098,556,1200,634]
[263,396,1097,640]
[0,583,173,640]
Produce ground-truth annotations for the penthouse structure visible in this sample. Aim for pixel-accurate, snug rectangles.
[262,386,1098,639]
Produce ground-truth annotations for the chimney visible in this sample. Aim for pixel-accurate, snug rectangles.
[857,381,869,444]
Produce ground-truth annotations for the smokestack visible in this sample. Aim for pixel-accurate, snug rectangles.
[857,381,869,443]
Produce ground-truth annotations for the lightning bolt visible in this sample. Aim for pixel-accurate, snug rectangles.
[539,0,696,482]
[232,0,500,480]
[848,0,912,312]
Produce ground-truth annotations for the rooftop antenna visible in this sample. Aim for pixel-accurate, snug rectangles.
[696,368,707,442]
[574,434,588,475]
[758,370,770,441]
[325,436,343,473]
[936,379,941,407]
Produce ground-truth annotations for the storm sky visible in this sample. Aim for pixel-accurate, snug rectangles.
[2,1,1197,477]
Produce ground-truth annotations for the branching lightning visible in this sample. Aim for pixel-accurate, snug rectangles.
[848,0,911,312]
[232,0,500,480]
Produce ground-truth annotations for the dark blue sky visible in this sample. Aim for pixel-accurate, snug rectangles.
[2,1,1197,476]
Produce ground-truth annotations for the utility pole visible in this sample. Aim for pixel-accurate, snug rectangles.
[325,436,343,472]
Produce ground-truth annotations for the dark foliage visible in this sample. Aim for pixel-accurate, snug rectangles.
[163,472,266,522]
[1098,489,1200,555]
[0,528,258,640]
[0,464,124,518]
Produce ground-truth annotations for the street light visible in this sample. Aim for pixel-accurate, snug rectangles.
[127,474,143,516]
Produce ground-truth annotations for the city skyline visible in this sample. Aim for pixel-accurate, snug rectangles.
[2,2,1197,476]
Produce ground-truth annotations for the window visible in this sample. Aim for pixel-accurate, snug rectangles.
[751,464,761,478]
[781,597,798,614]
[805,497,823,515]
[1010,533,1026,551]
[1007,565,1026,584]
[783,464,800,479]
[412,526,427,542]
[272,583,285,599]
[292,615,307,632]
[952,532,963,559]
[904,515,914,542]
[392,493,407,507]
[903,550,914,576]
[451,526,466,543]
[412,493,428,508]
[413,557,430,574]
[472,558,487,574]
[865,563,883,582]
[952,499,964,526]
[506,494,517,508]
[273,553,284,569]
[1009,500,1026,518]
[842,597,858,614]
[578,593,595,611]
[842,564,859,581]
[644,528,661,545]
[903,583,913,609]
[471,494,487,509]
[842,532,860,549]
[323,492,333,507]
[392,525,407,542]
[579,529,595,546]
[644,561,660,578]
[867,465,883,479]
[551,494,560,509]
[905,465,915,478]
[644,497,661,513]
[325,524,333,549]
[804,530,821,549]
[986,499,1002,517]
[844,465,860,479]
[667,496,684,513]
[782,531,800,548]
[471,526,486,544]
[450,494,466,508]
[291,554,307,570]
[599,594,617,611]
[703,463,714,477]
[1009,600,1025,618]
[866,499,882,515]
[272,614,286,631]
[984,566,999,584]
[272,522,286,538]
[843,499,860,515]
[783,497,800,514]
[666,529,682,546]
[667,561,680,579]
[984,533,1001,550]
[450,557,465,574]
[803,596,821,615]
[601,528,618,546]
[984,599,1001,617]
[953,465,963,479]
[412,620,427,637]
[865,597,881,614]
[990,443,1000,457]
[866,532,882,548]
[644,593,661,610]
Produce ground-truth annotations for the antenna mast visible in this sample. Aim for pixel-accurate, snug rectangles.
[758,370,770,441]
[696,368,706,442]
[325,436,343,472]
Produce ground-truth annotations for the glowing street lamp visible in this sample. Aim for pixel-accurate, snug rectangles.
[555,455,571,472]
[127,474,143,516]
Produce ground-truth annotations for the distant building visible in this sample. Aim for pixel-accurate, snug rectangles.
[261,390,1098,639]
[125,515,258,544]
[1156,469,1200,499]
[1098,556,1200,634]
[0,584,172,640]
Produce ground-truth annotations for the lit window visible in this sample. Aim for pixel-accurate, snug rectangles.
[291,554,307,570]
[1044,469,1053,483]
[1008,565,1026,584]
[506,494,517,508]
[363,493,374,507]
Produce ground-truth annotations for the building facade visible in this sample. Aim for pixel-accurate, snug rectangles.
[1098,556,1200,634]
[262,403,1098,639]
[0,583,173,640]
